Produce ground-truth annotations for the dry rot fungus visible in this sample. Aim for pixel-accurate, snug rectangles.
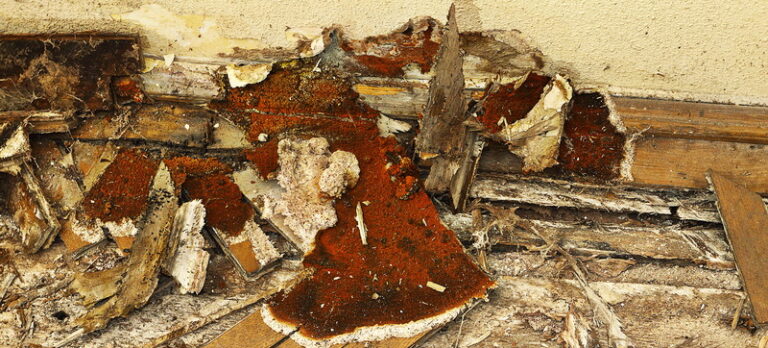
[74,148,159,249]
[260,137,360,252]
[240,113,491,345]
[211,60,378,120]
[163,156,280,275]
[341,18,440,77]
[555,92,626,180]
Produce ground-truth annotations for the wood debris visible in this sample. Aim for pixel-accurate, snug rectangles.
[708,170,768,323]
[355,202,368,246]
[73,163,178,333]
[164,200,209,294]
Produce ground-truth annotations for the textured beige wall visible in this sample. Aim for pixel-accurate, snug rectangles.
[1,0,767,104]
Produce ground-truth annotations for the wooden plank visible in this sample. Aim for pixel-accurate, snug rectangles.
[439,209,734,269]
[708,170,768,323]
[632,137,768,193]
[72,104,212,148]
[615,97,768,144]
[204,311,287,348]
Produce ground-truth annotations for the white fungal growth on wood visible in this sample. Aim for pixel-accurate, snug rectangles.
[166,200,209,295]
[261,137,360,252]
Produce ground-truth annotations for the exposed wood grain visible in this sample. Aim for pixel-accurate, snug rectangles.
[615,97,768,144]
[632,137,768,193]
[415,4,467,159]
[204,311,287,348]
[439,209,734,269]
[423,276,756,348]
[709,171,768,323]
[72,104,212,148]
[0,111,77,134]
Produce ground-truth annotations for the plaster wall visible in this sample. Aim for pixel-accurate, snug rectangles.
[1,0,766,104]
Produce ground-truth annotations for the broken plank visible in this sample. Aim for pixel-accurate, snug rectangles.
[415,4,467,160]
[615,97,768,144]
[203,310,290,348]
[72,104,212,147]
[73,163,178,333]
[631,136,768,193]
[0,111,77,134]
[140,60,224,102]
[708,171,768,323]
[439,209,734,269]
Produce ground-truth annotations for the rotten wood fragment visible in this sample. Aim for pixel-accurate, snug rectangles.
[164,157,281,279]
[165,200,210,294]
[74,162,178,333]
[4,165,61,253]
[415,5,467,164]
[499,74,572,172]
[0,111,77,134]
[708,170,768,323]
[449,132,485,211]
[0,122,30,174]
[141,59,225,102]
[72,104,212,148]
[0,35,140,112]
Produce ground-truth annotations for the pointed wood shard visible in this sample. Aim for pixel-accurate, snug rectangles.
[415,4,466,159]
[415,4,471,193]
[708,170,768,323]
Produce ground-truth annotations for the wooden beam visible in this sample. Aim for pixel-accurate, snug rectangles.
[631,137,768,193]
[614,97,768,144]
[709,171,768,323]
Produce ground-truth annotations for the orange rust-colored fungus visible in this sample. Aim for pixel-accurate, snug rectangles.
[82,148,159,222]
[164,156,254,237]
[245,113,492,340]
[476,73,551,133]
[554,92,626,179]
[210,60,378,120]
[341,19,440,77]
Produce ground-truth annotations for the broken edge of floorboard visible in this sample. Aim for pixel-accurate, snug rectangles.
[204,308,437,348]
[708,170,768,323]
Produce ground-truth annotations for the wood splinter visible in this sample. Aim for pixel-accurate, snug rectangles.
[356,202,368,246]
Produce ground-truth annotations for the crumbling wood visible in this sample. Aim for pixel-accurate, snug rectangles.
[71,141,119,194]
[439,208,734,269]
[72,104,213,148]
[10,163,61,253]
[449,132,485,211]
[708,170,768,323]
[30,138,84,215]
[468,173,724,220]
[631,137,768,193]
[164,200,210,294]
[422,277,755,348]
[140,60,225,102]
[615,97,768,144]
[0,111,77,134]
[0,122,30,174]
[73,163,178,333]
[0,35,140,113]
[415,5,468,192]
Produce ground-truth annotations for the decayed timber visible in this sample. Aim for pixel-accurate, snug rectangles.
[73,163,178,333]
[631,136,768,193]
[0,122,30,174]
[614,96,768,144]
[708,170,768,323]
[0,111,77,134]
[468,173,738,222]
[422,276,757,348]
[140,60,225,102]
[416,5,468,194]
[439,208,734,269]
[72,104,212,148]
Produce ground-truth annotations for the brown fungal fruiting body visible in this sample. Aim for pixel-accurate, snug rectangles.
[244,113,491,342]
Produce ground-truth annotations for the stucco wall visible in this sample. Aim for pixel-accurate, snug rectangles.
[1,0,767,104]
